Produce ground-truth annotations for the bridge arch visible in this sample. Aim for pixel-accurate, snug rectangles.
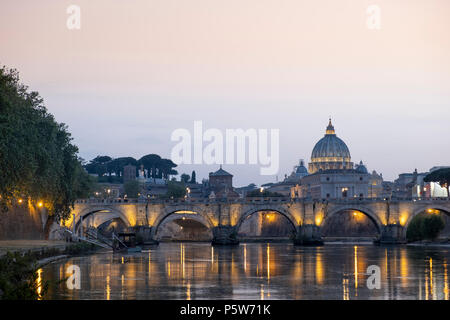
[323,205,383,233]
[404,205,450,229]
[235,206,298,233]
[74,207,131,233]
[152,209,215,238]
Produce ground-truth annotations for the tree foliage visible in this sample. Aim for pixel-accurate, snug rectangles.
[138,154,177,179]
[0,251,48,300]
[180,173,190,183]
[424,168,450,198]
[164,181,187,199]
[124,180,140,198]
[406,213,445,242]
[0,66,92,220]
[84,154,177,181]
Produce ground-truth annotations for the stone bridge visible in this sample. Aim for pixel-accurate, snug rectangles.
[65,197,450,245]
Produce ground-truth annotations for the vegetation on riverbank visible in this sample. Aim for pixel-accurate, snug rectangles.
[0,66,93,222]
[0,251,48,300]
[406,213,445,242]
[0,242,102,300]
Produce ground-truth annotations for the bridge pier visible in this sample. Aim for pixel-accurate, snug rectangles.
[211,226,239,246]
[378,224,406,244]
[293,225,323,246]
[131,226,159,245]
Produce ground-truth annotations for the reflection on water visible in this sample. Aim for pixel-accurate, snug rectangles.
[40,243,450,300]
[36,268,43,300]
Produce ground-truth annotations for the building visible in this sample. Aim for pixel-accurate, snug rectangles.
[292,120,371,199]
[207,166,239,198]
[409,166,450,198]
[123,164,136,184]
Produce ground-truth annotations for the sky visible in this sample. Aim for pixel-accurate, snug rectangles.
[1,0,450,186]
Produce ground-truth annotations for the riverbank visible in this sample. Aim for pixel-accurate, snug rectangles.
[0,240,68,257]
[0,240,107,264]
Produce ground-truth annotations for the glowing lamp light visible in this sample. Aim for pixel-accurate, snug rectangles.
[315,216,322,226]
[37,201,43,208]
[18,199,23,204]
[399,216,407,226]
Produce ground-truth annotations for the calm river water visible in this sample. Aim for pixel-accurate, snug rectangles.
[40,243,450,300]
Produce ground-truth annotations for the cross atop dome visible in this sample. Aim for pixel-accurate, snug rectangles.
[326,118,335,135]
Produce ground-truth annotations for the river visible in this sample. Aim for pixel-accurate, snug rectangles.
[39,242,450,300]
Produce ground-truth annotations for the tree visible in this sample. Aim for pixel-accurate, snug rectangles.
[424,168,450,198]
[138,154,161,178]
[190,171,196,183]
[421,214,445,240]
[180,173,190,183]
[165,181,186,198]
[0,66,93,221]
[84,155,112,176]
[107,157,137,177]
[406,213,445,242]
[0,252,48,300]
[124,180,140,198]
[158,158,178,179]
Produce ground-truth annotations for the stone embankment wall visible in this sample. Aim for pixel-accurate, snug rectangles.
[0,205,45,240]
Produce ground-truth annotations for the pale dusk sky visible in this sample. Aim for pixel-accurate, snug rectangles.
[1,0,449,186]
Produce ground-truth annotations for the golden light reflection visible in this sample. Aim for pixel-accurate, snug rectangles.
[211,246,214,264]
[400,249,409,287]
[260,285,264,300]
[181,244,185,279]
[267,244,270,281]
[342,278,349,300]
[354,246,358,290]
[316,252,324,285]
[167,261,171,278]
[186,282,191,300]
[444,260,449,300]
[430,258,436,300]
[106,275,110,300]
[243,244,247,273]
[121,274,125,300]
[148,251,151,275]
[385,249,388,274]
[36,268,43,300]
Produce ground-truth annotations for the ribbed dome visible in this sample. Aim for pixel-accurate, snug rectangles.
[311,119,351,160]
[308,119,353,174]
[311,135,351,159]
